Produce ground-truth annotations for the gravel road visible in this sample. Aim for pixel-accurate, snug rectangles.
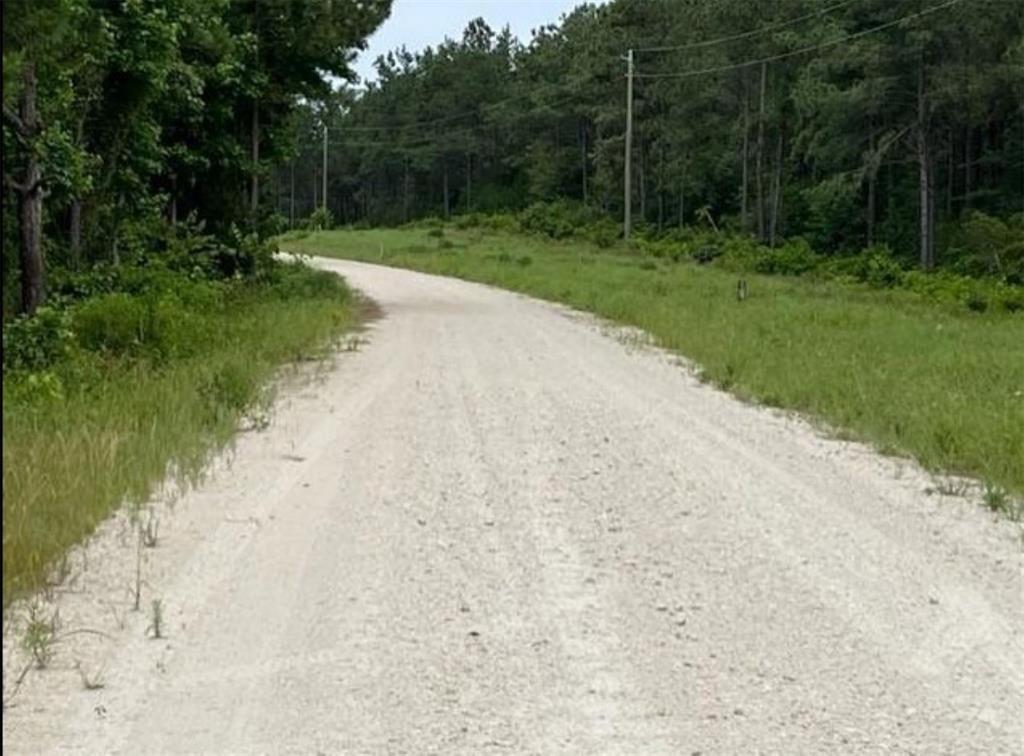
[3,258,1022,754]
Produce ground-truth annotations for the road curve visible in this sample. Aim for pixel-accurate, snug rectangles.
[4,258,1022,754]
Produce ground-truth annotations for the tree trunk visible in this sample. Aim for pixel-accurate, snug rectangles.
[741,83,750,233]
[289,160,296,227]
[769,121,784,247]
[658,142,665,230]
[169,173,178,226]
[638,129,646,222]
[69,199,82,269]
[403,159,410,224]
[580,120,588,204]
[945,129,953,217]
[756,61,767,243]
[251,100,260,219]
[917,61,935,270]
[10,63,46,315]
[866,126,877,248]
[963,124,972,211]
[465,152,471,212]
[68,116,85,268]
[442,162,450,219]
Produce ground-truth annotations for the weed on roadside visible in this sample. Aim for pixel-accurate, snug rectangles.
[983,484,1021,521]
[74,660,106,691]
[147,599,164,639]
[22,604,60,669]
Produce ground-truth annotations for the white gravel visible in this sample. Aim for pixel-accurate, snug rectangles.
[3,258,1022,754]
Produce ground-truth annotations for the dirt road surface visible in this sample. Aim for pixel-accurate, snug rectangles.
[3,259,1022,754]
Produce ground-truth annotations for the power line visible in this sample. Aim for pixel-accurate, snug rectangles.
[328,122,507,149]
[634,0,964,80]
[330,87,555,135]
[634,0,865,54]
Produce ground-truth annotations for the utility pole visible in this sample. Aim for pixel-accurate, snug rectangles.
[624,49,634,241]
[322,123,328,212]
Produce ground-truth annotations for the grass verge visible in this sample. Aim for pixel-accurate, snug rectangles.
[283,227,1024,501]
[2,262,355,604]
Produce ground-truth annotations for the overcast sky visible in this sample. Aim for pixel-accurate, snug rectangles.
[352,0,594,85]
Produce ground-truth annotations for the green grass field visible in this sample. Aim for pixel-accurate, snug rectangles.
[2,266,356,604]
[283,227,1024,502]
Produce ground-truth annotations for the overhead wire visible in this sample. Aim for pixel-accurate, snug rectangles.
[634,0,964,79]
[633,0,865,54]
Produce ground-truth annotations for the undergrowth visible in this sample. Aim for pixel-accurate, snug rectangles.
[3,255,354,604]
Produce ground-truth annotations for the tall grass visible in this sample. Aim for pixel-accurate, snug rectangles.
[285,228,1024,498]
[3,266,354,604]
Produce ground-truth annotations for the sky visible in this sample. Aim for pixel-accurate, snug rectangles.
[352,0,596,85]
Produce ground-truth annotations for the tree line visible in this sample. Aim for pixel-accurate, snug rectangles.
[295,0,1023,270]
[3,0,392,316]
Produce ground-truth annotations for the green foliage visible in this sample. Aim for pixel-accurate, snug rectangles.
[2,307,75,373]
[517,200,609,240]
[752,239,818,277]
[72,292,203,362]
[851,246,907,289]
[315,1,1022,282]
[304,207,334,232]
[943,212,1024,283]
[3,256,355,603]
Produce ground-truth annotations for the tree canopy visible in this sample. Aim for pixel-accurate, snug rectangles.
[3,0,392,314]
[299,0,1023,270]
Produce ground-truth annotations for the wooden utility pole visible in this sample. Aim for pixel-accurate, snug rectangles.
[322,124,328,212]
[624,48,634,240]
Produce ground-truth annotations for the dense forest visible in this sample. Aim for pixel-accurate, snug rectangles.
[282,0,1024,272]
[3,0,393,600]
[2,0,392,317]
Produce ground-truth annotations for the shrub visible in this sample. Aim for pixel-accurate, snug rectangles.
[215,227,277,279]
[72,293,148,355]
[692,244,722,265]
[259,212,290,239]
[4,370,65,406]
[518,200,606,240]
[995,285,1024,313]
[944,211,1024,280]
[200,362,258,418]
[716,234,763,271]
[2,307,76,372]
[854,245,906,288]
[753,238,818,276]
[267,263,349,302]
[965,292,989,312]
[585,219,620,249]
[303,207,334,232]
[72,291,202,361]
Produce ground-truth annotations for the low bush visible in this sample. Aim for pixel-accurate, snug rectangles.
[943,211,1024,282]
[2,307,76,373]
[303,207,334,232]
[851,245,906,288]
[753,238,818,276]
[3,248,354,602]
[390,207,1022,314]
[517,200,606,240]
